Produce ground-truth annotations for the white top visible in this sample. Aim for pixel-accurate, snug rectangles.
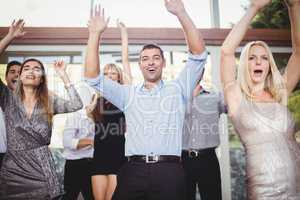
[63,109,95,160]
[0,108,6,153]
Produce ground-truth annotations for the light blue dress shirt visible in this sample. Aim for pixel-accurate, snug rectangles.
[85,51,208,156]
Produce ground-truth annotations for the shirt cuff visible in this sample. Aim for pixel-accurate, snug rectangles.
[70,138,80,150]
[84,74,104,87]
[188,50,208,61]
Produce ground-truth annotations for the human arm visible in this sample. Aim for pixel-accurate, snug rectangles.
[63,114,94,150]
[0,20,26,110]
[84,5,109,79]
[166,0,207,101]
[0,19,25,55]
[0,79,11,110]
[283,0,300,95]
[165,0,205,55]
[117,20,132,84]
[84,5,128,110]
[52,61,83,114]
[85,93,99,121]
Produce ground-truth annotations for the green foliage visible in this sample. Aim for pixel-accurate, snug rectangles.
[288,91,300,129]
[250,0,290,29]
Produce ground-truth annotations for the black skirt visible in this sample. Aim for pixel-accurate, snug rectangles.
[91,102,126,175]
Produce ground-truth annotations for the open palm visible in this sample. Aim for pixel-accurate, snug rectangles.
[9,19,26,38]
[88,5,110,34]
[53,60,67,77]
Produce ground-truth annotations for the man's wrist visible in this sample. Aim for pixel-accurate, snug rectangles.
[175,10,187,18]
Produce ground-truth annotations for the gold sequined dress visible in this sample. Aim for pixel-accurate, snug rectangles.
[231,95,300,200]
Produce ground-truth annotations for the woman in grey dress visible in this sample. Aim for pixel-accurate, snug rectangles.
[0,20,83,200]
[221,0,300,199]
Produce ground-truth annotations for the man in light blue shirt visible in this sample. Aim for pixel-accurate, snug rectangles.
[84,0,207,199]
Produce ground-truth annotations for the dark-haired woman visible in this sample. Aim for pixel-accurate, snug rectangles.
[0,21,83,200]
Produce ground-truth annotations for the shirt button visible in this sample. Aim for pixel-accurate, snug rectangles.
[192,115,196,119]
[192,139,195,142]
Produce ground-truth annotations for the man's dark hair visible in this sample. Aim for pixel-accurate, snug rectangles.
[140,43,165,60]
[5,60,22,77]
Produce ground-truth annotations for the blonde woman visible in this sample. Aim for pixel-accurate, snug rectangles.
[221,0,300,199]
[90,66,126,200]
[87,7,132,200]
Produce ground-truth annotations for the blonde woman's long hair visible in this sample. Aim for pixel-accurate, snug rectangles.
[103,63,124,84]
[237,41,287,105]
[92,64,123,124]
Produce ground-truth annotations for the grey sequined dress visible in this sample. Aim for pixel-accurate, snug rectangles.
[231,95,300,200]
[0,79,83,200]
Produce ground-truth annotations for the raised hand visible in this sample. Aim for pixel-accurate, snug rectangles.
[85,93,99,116]
[53,60,67,78]
[8,19,26,39]
[164,0,186,16]
[250,0,272,10]
[0,19,26,55]
[88,5,110,34]
[117,19,127,32]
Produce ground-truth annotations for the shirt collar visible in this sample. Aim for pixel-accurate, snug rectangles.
[138,79,164,94]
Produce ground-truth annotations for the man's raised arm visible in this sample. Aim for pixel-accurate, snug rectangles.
[165,0,207,101]
[84,5,110,78]
[164,0,205,55]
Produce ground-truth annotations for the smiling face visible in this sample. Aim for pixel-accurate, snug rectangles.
[248,44,270,85]
[139,47,165,84]
[5,64,21,91]
[20,60,44,87]
[103,65,120,82]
